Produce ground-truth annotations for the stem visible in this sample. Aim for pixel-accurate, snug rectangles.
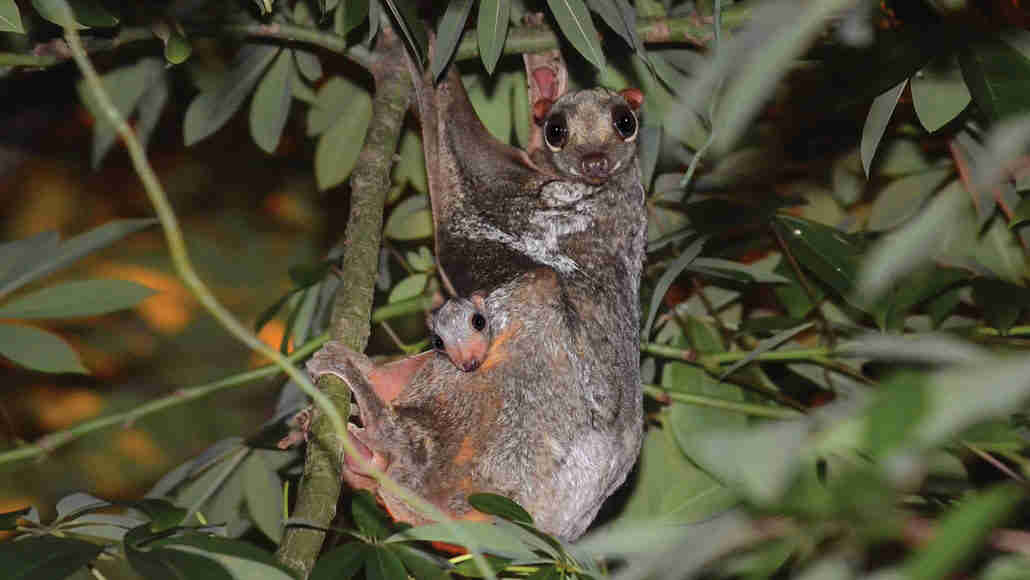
[644,385,803,419]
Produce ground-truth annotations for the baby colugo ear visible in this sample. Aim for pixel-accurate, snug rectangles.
[618,88,644,110]
[470,293,487,312]
[533,99,554,126]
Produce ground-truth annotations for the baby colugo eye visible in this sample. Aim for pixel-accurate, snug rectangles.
[611,105,637,139]
[471,312,486,331]
[544,115,569,150]
[431,334,445,351]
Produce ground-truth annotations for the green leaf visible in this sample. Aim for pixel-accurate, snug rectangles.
[642,235,705,339]
[615,420,736,525]
[688,257,790,284]
[314,85,373,190]
[874,265,968,331]
[368,546,408,580]
[76,58,165,169]
[336,0,369,37]
[477,0,510,74]
[959,36,1030,121]
[32,0,117,29]
[55,492,111,523]
[911,57,971,132]
[466,72,513,142]
[136,76,170,155]
[467,493,533,524]
[406,247,434,273]
[163,30,192,64]
[249,49,293,154]
[431,0,473,81]
[1012,194,1030,228]
[772,215,862,299]
[129,499,187,532]
[386,521,537,560]
[586,0,640,52]
[0,323,88,374]
[718,322,813,380]
[0,0,25,33]
[184,44,279,146]
[294,50,323,82]
[387,545,451,580]
[242,450,284,543]
[0,279,155,319]
[638,125,660,189]
[388,273,427,303]
[860,80,907,176]
[972,278,1030,334]
[866,371,928,458]
[545,0,605,71]
[903,485,1023,580]
[352,490,393,541]
[867,168,952,231]
[858,179,968,301]
[392,130,428,193]
[0,535,102,580]
[310,543,372,580]
[384,194,433,240]
[307,76,369,137]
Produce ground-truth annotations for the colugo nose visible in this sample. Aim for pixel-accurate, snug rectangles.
[581,153,609,178]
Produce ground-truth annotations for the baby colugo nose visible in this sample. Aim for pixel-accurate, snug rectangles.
[461,360,481,372]
[581,153,609,178]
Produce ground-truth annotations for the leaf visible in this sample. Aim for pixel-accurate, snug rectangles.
[772,215,862,299]
[314,84,373,190]
[0,279,155,319]
[307,76,369,137]
[75,58,165,169]
[858,179,968,301]
[310,543,372,580]
[31,0,117,29]
[613,422,736,525]
[388,545,451,580]
[638,125,660,190]
[867,168,952,231]
[688,257,790,284]
[585,0,640,52]
[0,0,25,34]
[642,235,706,339]
[865,371,928,459]
[0,323,88,374]
[163,30,192,64]
[392,130,428,193]
[387,521,537,560]
[136,75,170,154]
[367,546,408,580]
[465,72,513,142]
[860,80,907,176]
[431,0,474,81]
[972,278,1030,334]
[242,450,284,543]
[294,50,323,82]
[388,273,427,303]
[0,535,102,580]
[958,36,1030,122]
[384,194,433,240]
[352,490,394,541]
[55,492,111,523]
[545,0,605,71]
[1011,195,1030,228]
[467,493,533,524]
[477,0,510,74]
[911,57,971,133]
[129,499,187,532]
[718,323,813,380]
[183,44,280,147]
[249,48,294,154]
[903,485,1023,580]
[336,0,369,37]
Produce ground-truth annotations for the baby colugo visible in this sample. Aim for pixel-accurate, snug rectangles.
[429,294,491,372]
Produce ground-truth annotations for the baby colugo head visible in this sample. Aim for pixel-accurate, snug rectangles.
[429,294,491,372]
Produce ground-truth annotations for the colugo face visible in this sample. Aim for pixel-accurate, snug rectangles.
[429,295,491,372]
[536,88,644,185]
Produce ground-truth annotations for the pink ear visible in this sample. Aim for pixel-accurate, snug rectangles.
[619,88,644,110]
[533,99,554,126]
[532,67,558,100]
[470,293,486,311]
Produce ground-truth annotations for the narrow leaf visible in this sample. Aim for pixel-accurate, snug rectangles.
[0,0,25,33]
[32,0,117,29]
[958,36,1030,121]
[381,0,427,68]
[431,0,474,81]
[642,235,706,339]
[773,215,862,299]
[242,450,284,543]
[546,0,606,71]
[249,48,294,154]
[718,322,813,379]
[387,521,537,560]
[183,44,279,146]
[478,0,510,74]
[467,493,533,524]
[0,535,102,580]
[0,279,154,319]
[0,323,88,374]
[311,544,372,580]
[860,80,907,176]
[585,0,639,52]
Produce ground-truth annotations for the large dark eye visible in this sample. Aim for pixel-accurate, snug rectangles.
[471,312,486,332]
[544,115,568,150]
[431,334,445,351]
[612,105,637,139]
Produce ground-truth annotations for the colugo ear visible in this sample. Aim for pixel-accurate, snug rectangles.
[619,88,644,110]
[533,98,554,126]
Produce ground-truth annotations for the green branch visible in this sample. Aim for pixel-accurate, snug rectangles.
[644,384,803,420]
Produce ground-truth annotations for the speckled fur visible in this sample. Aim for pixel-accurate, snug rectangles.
[307,60,646,540]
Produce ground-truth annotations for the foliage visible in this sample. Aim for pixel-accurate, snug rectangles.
[7,0,1030,579]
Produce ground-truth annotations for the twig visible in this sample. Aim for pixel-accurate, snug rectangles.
[644,384,803,420]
